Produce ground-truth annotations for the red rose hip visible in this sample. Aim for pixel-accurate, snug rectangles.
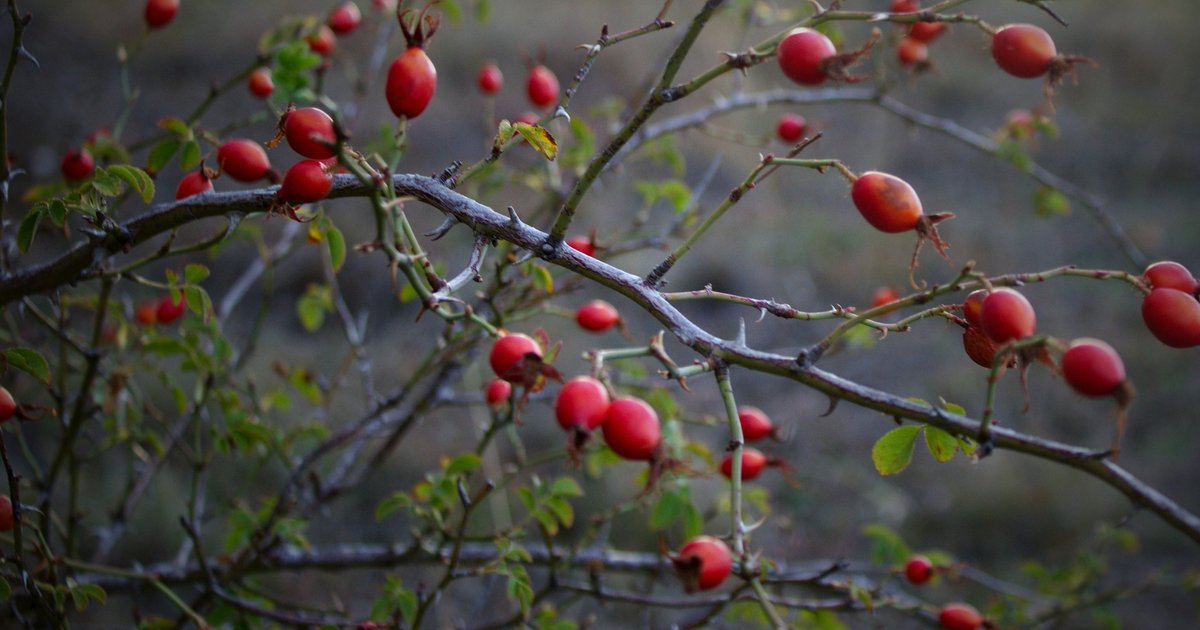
[575,300,620,333]
[991,23,1056,79]
[777,28,837,86]
[278,159,333,204]
[776,113,807,143]
[719,447,767,481]
[175,171,213,200]
[0,386,15,422]
[602,396,661,461]
[673,536,732,592]
[477,62,503,95]
[938,602,984,630]
[981,288,1036,344]
[1061,338,1126,397]
[284,107,337,160]
[0,495,12,532]
[217,139,271,182]
[248,67,274,99]
[144,0,179,30]
[526,65,559,109]
[1142,261,1198,294]
[904,554,933,585]
[1142,287,1200,348]
[484,379,512,406]
[156,293,187,324]
[61,149,95,181]
[328,2,362,35]
[489,333,542,383]
[737,406,775,442]
[554,376,610,431]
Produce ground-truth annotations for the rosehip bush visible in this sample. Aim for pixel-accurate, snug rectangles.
[0,1,1196,628]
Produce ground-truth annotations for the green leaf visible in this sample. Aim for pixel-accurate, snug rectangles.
[375,492,412,521]
[16,208,42,253]
[525,262,553,295]
[475,0,490,22]
[0,576,10,601]
[157,116,191,137]
[494,119,516,151]
[296,283,333,332]
[91,172,123,197]
[923,425,959,463]
[147,139,181,174]
[505,564,534,616]
[183,286,212,322]
[184,263,210,284]
[107,164,155,203]
[634,179,692,213]
[445,453,482,476]
[47,199,68,225]
[871,425,922,475]
[179,140,202,171]
[650,489,683,531]
[1033,186,1071,218]
[956,435,978,457]
[5,347,51,384]
[440,0,462,22]
[325,224,346,273]
[549,476,582,497]
[514,122,558,161]
[941,401,966,416]
[396,589,418,626]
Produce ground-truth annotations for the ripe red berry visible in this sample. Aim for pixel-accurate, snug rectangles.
[737,406,774,442]
[278,159,334,204]
[777,28,837,86]
[991,23,1057,79]
[307,25,337,56]
[904,554,933,585]
[872,286,899,308]
[386,47,438,119]
[776,113,807,143]
[1142,261,1198,294]
[175,171,213,200]
[135,301,159,325]
[575,300,620,333]
[962,289,988,329]
[719,447,767,481]
[554,376,610,431]
[602,396,661,461]
[908,21,946,43]
[566,236,595,257]
[60,148,95,181]
[890,0,919,12]
[144,0,179,30]
[328,1,362,35]
[962,325,1003,369]
[851,171,924,233]
[1142,287,1200,348]
[0,386,15,422]
[484,379,512,406]
[981,288,1036,344]
[1061,338,1126,397]
[217,139,271,182]
[938,603,984,630]
[248,67,274,99]
[157,293,187,324]
[490,333,542,383]
[674,536,732,592]
[0,495,12,532]
[285,107,337,160]
[477,62,503,95]
[896,37,928,66]
[526,65,560,109]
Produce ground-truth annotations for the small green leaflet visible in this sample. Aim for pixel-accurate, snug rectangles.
[514,122,558,161]
[872,421,974,475]
[5,347,51,384]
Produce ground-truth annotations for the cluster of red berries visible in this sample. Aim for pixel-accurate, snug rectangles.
[135,293,188,326]
[901,555,987,629]
[890,0,948,68]
[718,407,780,482]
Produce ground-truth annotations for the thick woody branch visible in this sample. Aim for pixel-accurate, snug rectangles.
[1,173,1196,544]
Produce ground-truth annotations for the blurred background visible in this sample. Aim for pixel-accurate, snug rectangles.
[7,0,1200,627]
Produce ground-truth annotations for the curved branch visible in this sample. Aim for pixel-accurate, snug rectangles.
[2,173,1196,544]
